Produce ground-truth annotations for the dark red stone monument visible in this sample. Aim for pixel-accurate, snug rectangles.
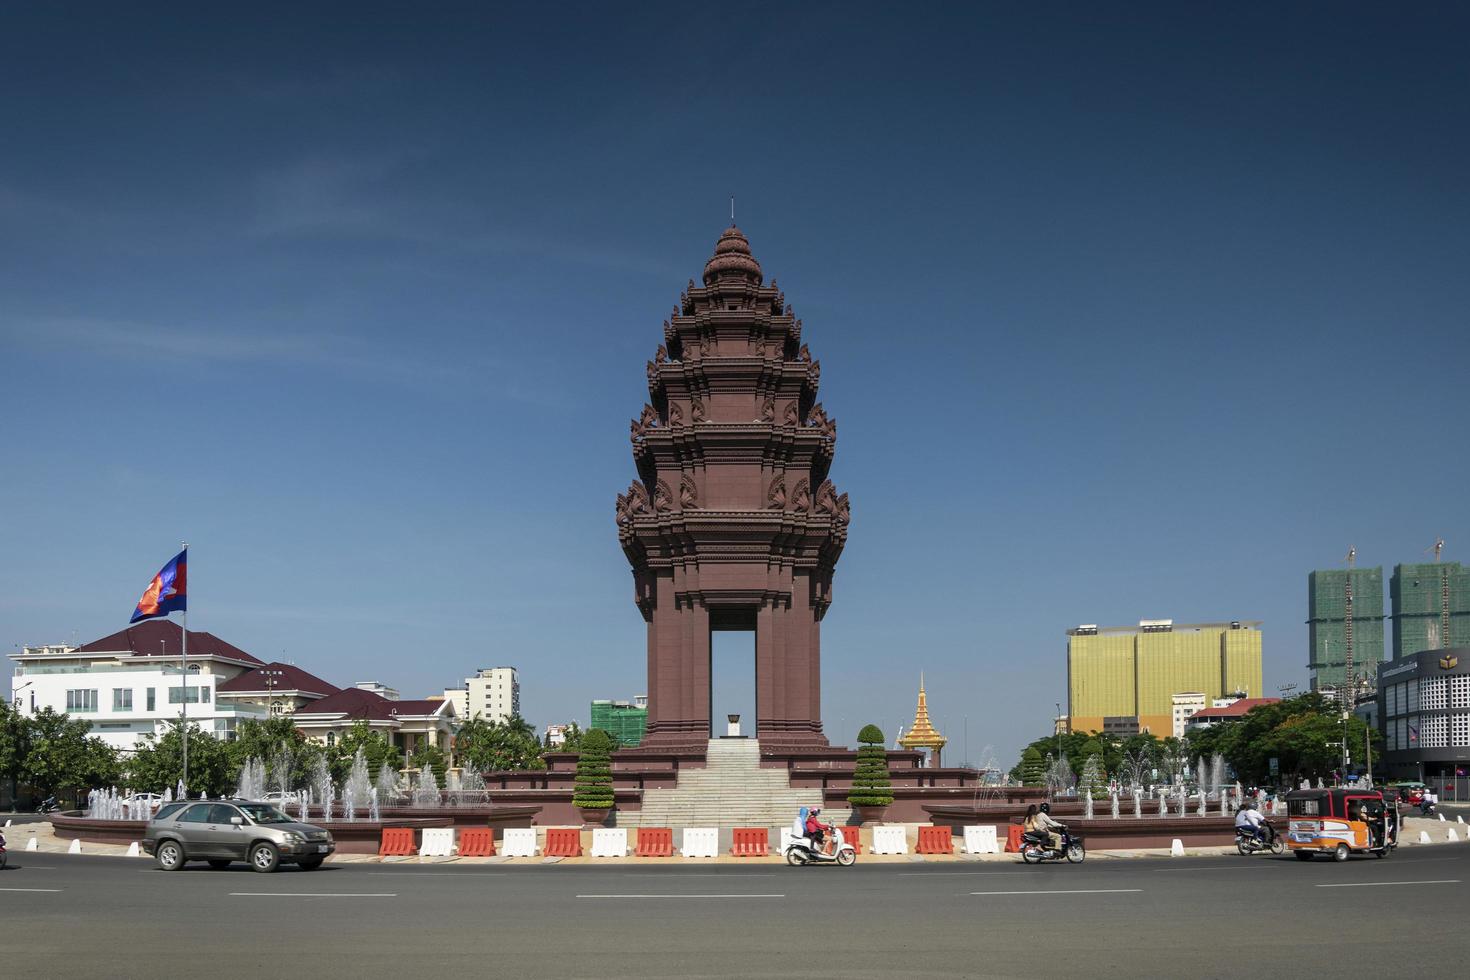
[617,226,850,751]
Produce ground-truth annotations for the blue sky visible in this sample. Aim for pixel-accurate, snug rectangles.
[3,3,1467,766]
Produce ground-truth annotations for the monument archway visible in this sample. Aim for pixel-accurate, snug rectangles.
[617,226,849,751]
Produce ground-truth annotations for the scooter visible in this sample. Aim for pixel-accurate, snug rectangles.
[785,826,857,866]
[1418,799,1437,817]
[36,797,59,814]
[1235,824,1284,856]
[1020,826,1085,863]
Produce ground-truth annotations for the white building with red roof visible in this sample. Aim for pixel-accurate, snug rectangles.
[9,621,271,753]
[290,686,457,758]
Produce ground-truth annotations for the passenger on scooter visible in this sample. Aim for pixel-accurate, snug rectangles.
[1234,800,1269,843]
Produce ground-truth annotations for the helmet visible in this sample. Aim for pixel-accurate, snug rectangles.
[1038,802,1050,814]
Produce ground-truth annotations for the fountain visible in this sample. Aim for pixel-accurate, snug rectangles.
[1084,792,1094,819]
[1133,789,1143,819]
[375,762,398,806]
[1109,792,1119,819]
[176,778,186,801]
[413,764,442,808]
[1043,753,1074,801]
[236,756,267,801]
[344,749,372,822]
[1196,790,1207,816]
[309,755,333,821]
[270,745,295,810]
[457,766,487,807]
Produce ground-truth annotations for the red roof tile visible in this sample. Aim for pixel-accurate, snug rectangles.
[293,687,399,721]
[75,620,262,665]
[1191,697,1281,720]
[216,662,339,697]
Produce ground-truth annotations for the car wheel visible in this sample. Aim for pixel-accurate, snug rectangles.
[296,856,324,871]
[207,859,232,870]
[1334,843,1350,862]
[1294,850,1313,861]
[249,842,280,873]
[156,840,185,871]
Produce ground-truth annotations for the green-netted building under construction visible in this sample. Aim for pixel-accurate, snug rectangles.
[1307,567,1385,692]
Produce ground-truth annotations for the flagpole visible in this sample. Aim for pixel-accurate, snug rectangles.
[181,540,189,795]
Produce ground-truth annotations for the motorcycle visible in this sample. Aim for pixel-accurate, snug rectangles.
[1418,800,1437,817]
[0,830,7,869]
[1020,826,1085,863]
[36,797,59,814]
[1235,824,1284,856]
[785,825,857,867]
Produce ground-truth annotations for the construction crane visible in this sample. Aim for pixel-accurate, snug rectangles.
[1423,537,1449,649]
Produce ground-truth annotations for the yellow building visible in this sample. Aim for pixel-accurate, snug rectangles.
[1067,620,1263,735]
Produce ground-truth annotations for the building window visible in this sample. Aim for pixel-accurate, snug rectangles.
[146,688,156,711]
[270,700,285,717]
[112,689,133,711]
[1451,676,1470,709]
[66,689,99,713]
[168,686,205,704]
[1421,677,1448,711]
[1451,713,1470,748]
[326,732,336,747]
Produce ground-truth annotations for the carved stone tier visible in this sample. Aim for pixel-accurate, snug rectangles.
[618,226,850,750]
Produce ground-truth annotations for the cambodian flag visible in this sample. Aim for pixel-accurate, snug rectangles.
[130,549,187,623]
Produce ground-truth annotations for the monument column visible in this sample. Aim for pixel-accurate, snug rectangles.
[617,225,850,752]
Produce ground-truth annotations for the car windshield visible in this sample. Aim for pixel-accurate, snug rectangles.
[238,803,294,824]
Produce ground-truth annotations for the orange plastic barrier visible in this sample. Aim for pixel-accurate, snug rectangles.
[543,828,583,857]
[730,827,769,857]
[636,827,674,857]
[916,825,953,854]
[1005,824,1025,853]
[378,827,416,856]
[457,828,496,857]
[841,828,863,855]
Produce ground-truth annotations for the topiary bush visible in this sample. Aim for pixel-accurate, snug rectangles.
[572,728,615,810]
[1019,746,1046,787]
[847,724,894,807]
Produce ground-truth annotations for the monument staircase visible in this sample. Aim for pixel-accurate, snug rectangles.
[621,738,849,830]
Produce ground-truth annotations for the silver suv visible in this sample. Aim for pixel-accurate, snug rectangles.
[143,799,335,872]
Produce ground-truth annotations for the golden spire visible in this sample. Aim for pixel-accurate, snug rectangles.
[898,674,947,752]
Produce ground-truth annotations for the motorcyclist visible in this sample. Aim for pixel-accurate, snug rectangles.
[805,806,830,853]
[1031,801,1066,852]
[1234,800,1270,843]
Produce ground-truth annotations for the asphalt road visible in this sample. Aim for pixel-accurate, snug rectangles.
[2,847,1468,979]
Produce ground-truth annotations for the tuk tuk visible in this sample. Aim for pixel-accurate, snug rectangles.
[1285,788,1396,861]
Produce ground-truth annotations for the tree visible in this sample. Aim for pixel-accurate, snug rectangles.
[410,743,448,784]
[573,728,615,810]
[127,722,235,797]
[549,721,584,753]
[230,716,324,790]
[24,708,121,798]
[455,714,544,772]
[0,702,34,806]
[847,724,894,808]
[328,721,403,784]
[1017,746,1046,786]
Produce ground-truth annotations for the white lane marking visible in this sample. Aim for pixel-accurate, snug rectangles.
[887,875,1029,881]
[577,893,785,899]
[971,888,1143,896]
[365,872,506,877]
[619,873,778,878]
[1315,880,1460,888]
[1152,865,1275,872]
[0,887,63,893]
[229,892,397,898]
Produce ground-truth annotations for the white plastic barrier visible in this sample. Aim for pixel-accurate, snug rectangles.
[1418,830,1431,844]
[126,842,140,857]
[1457,815,1465,824]
[871,826,907,855]
[963,825,1000,855]
[68,838,81,854]
[501,828,537,857]
[419,827,455,857]
[1449,829,1460,843]
[681,827,719,858]
[26,836,37,851]
[1170,839,1185,857]
[1438,813,1446,822]
[591,827,627,857]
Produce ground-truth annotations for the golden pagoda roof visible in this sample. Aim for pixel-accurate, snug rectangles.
[898,675,947,751]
